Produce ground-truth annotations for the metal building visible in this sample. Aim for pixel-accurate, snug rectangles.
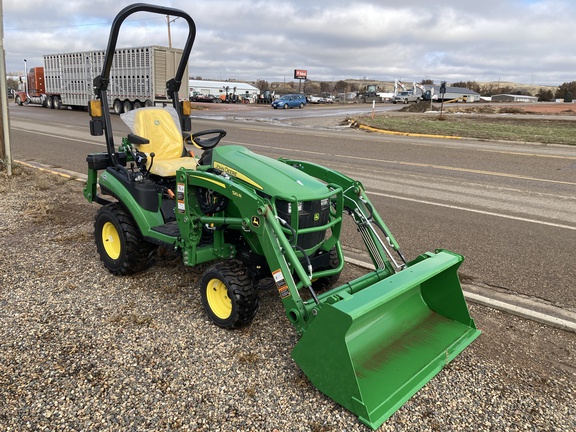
[491,94,539,102]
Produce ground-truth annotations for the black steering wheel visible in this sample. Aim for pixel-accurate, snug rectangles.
[188,129,227,150]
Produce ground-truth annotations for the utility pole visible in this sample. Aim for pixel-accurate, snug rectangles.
[166,15,180,48]
[166,15,172,48]
[0,1,13,175]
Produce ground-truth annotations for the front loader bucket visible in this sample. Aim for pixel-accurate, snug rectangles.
[292,250,480,430]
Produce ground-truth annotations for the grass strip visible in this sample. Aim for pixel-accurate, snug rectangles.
[355,114,576,145]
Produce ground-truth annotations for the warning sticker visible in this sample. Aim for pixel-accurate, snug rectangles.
[278,285,291,299]
[272,269,285,288]
[272,269,291,299]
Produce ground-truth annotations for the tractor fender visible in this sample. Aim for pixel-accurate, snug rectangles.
[98,169,165,237]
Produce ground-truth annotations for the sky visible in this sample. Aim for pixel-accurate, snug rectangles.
[2,0,575,86]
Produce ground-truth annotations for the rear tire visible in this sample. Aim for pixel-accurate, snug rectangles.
[94,203,157,275]
[283,103,289,109]
[113,99,124,114]
[200,260,258,329]
[123,100,133,113]
[54,96,62,109]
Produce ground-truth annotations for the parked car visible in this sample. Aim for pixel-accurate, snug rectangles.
[271,94,307,109]
[392,91,421,104]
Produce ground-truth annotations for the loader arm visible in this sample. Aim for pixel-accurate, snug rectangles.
[279,158,406,271]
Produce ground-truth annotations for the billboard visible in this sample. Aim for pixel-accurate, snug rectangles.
[294,69,307,79]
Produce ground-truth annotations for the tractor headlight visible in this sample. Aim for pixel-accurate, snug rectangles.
[320,198,330,210]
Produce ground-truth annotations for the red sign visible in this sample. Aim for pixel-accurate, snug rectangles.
[294,69,307,79]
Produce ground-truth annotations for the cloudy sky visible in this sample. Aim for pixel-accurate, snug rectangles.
[2,0,575,86]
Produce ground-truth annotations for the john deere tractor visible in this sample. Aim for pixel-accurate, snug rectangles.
[84,4,480,429]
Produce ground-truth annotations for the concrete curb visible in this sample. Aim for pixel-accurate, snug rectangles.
[358,123,463,140]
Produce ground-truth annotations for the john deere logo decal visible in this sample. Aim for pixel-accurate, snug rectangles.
[314,213,320,222]
[251,216,260,227]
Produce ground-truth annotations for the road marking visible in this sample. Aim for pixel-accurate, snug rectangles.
[345,256,576,333]
[370,191,576,231]
[11,126,106,147]
[340,154,576,186]
[229,139,576,187]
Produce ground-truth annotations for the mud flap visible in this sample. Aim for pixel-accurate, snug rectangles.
[291,250,480,430]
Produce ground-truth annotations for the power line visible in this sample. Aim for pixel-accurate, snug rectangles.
[4,17,162,32]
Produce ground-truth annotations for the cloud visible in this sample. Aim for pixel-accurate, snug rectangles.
[3,0,576,86]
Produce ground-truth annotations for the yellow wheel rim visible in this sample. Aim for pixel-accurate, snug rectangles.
[206,278,232,319]
[102,221,121,260]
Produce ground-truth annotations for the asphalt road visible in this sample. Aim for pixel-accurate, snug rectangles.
[7,103,576,313]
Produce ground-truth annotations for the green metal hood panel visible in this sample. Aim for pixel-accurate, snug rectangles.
[211,145,329,199]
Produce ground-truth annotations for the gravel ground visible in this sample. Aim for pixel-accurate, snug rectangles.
[1,165,575,431]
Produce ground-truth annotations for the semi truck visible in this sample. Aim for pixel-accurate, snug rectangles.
[15,45,188,114]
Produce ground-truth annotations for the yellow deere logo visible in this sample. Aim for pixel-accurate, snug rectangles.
[314,213,320,221]
[251,216,260,227]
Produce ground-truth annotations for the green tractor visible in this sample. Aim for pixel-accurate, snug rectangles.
[84,4,480,429]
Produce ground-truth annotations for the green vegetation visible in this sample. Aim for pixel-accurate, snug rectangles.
[355,113,576,145]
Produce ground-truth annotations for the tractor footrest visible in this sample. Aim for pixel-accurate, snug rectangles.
[151,221,180,237]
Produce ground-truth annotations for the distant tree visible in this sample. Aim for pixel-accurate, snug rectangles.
[466,81,481,93]
[333,80,349,92]
[513,88,533,96]
[536,88,554,102]
[255,79,269,92]
[555,81,576,101]
[348,83,358,92]
[304,82,320,95]
[450,81,481,93]
[420,79,434,85]
[6,78,19,92]
[451,81,468,88]
[480,83,498,96]
[319,81,332,93]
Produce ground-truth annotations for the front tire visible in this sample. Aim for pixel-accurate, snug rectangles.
[200,260,258,329]
[312,247,341,292]
[94,203,156,275]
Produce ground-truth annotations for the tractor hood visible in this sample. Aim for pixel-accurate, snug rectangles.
[211,145,329,200]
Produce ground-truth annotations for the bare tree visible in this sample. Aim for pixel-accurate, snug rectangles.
[255,79,269,92]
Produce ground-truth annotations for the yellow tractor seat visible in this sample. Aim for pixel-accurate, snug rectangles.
[122,107,197,177]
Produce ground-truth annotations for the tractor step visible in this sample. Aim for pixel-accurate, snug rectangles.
[151,221,180,237]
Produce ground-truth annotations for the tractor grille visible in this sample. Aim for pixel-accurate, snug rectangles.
[276,199,330,249]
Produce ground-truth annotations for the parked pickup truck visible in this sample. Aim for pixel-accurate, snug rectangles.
[393,91,421,104]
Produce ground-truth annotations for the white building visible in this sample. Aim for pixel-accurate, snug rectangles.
[491,94,538,103]
[189,79,259,101]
